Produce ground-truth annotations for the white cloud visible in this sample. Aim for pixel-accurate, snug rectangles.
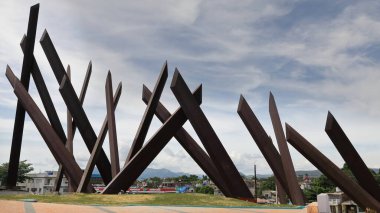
[1,1,380,177]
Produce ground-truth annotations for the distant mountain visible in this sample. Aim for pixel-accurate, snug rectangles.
[138,168,191,180]
[246,168,380,179]
[246,174,272,179]
[246,170,323,179]
[93,167,379,180]
[295,168,379,178]
[92,167,192,180]
[295,170,322,178]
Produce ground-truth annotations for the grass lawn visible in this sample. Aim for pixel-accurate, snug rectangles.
[0,193,296,207]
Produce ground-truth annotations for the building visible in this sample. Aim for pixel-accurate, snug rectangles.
[317,191,363,213]
[300,174,311,190]
[17,171,69,194]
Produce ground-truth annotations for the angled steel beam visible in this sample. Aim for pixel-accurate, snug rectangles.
[171,70,252,198]
[71,61,92,136]
[237,95,290,198]
[126,62,168,163]
[5,66,94,193]
[40,31,112,184]
[54,165,65,192]
[58,74,112,184]
[270,135,287,204]
[23,35,70,191]
[22,35,69,191]
[102,85,202,194]
[106,71,120,177]
[7,4,39,188]
[286,123,380,211]
[65,67,74,192]
[78,62,92,105]
[269,92,305,205]
[142,85,232,197]
[20,35,67,144]
[275,177,287,204]
[77,82,122,192]
[54,66,74,192]
[67,66,74,190]
[325,112,380,202]
[54,63,92,191]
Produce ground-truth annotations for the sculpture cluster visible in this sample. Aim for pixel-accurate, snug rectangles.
[4,4,380,211]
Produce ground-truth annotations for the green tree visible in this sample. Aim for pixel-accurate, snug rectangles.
[341,163,355,180]
[257,176,275,196]
[375,169,380,185]
[150,176,162,187]
[144,177,162,188]
[175,175,200,184]
[304,175,335,202]
[342,163,380,185]
[195,185,214,194]
[260,176,275,191]
[0,160,34,186]
[188,175,199,183]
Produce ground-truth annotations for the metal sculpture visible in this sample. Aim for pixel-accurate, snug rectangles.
[142,85,232,197]
[77,83,122,192]
[171,70,253,199]
[55,63,92,192]
[325,112,380,202]
[61,67,74,192]
[275,177,287,204]
[20,35,67,148]
[237,96,290,200]
[6,67,94,193]
[102,84,203,194]
[286,123,380,210]
[126,62,168,163]
[4,4,380,210]
[40,30,112,184]
[7,4,39,188]
[106,72,120,177]
[269,92,305,205]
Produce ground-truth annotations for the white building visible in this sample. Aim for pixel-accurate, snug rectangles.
[317,192,363,213]
[17,171,69,194]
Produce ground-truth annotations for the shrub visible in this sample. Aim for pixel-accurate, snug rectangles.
[195,186,214,194]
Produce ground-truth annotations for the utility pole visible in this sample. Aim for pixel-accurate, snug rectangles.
[254,164,257,202]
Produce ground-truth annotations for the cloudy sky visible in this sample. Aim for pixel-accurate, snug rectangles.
[1,0,380,176]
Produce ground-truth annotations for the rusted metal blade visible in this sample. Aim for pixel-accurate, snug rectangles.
[126,62,168,163]
[325,112,380,202]
[54,63,92,191]
[275,177,287,204]
[286,123,380,211]
[77,82,122,193]
[171,70,252,199]
[237,95,290,198]
[71,61,92,137]
[53,66,75,192]
[7,4,39,188]
[106,71,120,177]
[20,34,67,144]
[142,85,232,197]
[5,66,94,193]
[40,31,112,184]
[102,84,201,194]
[77,82,122,192]
[269,92,305,205]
